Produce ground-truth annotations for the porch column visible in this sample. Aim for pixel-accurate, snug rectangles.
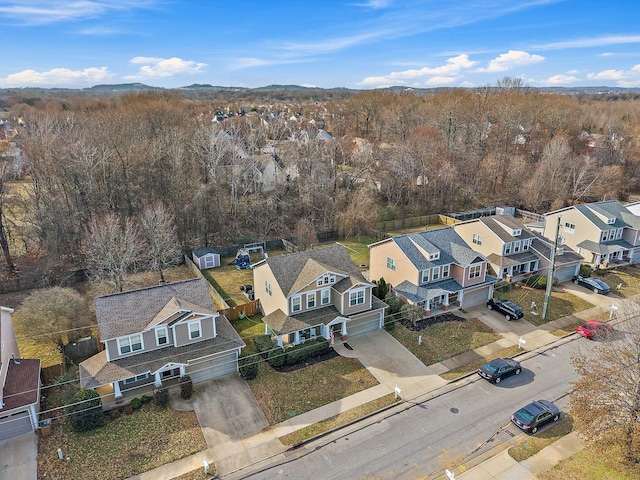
[179,366,186,378]
[113,381,122,399]
[265,324,270,335]
[154,373,162,388]
[341,322,347,335]
[276,335,284,347]
[294,331,300,345]
[29,404,39,430]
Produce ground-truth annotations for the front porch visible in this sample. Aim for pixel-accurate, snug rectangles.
[95,375,183,411]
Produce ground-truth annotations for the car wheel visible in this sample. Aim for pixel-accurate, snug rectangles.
[531,426,538,434]
[506,314,512,321]
[515,368,521,375]
[494,376,501,384]
[553,414,559,422]
[487,304,493,310]
[573,278,579,284]
[593,287,599,293]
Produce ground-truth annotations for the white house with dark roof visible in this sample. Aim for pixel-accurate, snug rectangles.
[252,244,387,346]
[79,278,244,403]
[0,306,41,441]
[542,200,640,268]
[369,228,496,316]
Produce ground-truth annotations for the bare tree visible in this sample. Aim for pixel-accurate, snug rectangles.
[570,300,640,464]
[294,218,318,251]
[139,202,181,284]
[84,213,141,292]
[0,144,16,271]
[14,287,92,352]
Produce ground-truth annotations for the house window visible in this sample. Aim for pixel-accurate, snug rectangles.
[504,243,512,255]
[123,373,149,384]
[523,239,531,251]
[472,233,482,245]
[349,289,365,307]
[188,321,201,340]
[265,280,272,296]
[514,241,521,253]
[292,295,302,312]
[156,326,168,346]
[429,252,440,260]
[432,267,440,281]
[513,229,522,236]
[469,264,482,279]
[118,334,143,355]
[616,228,623,240]
[564,222,575,234]
[422,269,430,283]
[601,231,608,242]
[321,288,331,305]
[307,293,316,309]
[607,217,615,224]
[386,257,396,271]
[442,265,450,278]
[317,274,336,286]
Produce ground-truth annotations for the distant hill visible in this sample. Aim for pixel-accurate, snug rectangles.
[84,83,164,92]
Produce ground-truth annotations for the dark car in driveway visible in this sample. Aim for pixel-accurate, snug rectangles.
[572,275,611,295]
[477,358,521,384]
[511,399,561,434]
[576,320,614,339]
[487,298,524,321]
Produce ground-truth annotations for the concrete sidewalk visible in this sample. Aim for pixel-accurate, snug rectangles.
[131,300,619,480]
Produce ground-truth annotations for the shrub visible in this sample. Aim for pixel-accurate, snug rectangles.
[65,388,103,432]
[239,355,259,380]
[253,335,275,358]
[384,315,396,332]
[525,275,547,290]
[153,386,169,407]
[123,404,134,415]
[283,339,329,365]
[579,264,593,277]
[130,397,142,410]
[179,375,193,399]
[140,394,153,404]
[268,347,286,367]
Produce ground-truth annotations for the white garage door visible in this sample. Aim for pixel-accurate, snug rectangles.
[0,411,33,441]
[187,351,239,384]
[555,265,579,283]
[347,312,381,338]
[461,285,492,308]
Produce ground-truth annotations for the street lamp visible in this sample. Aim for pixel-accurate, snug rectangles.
[609,304,618,320]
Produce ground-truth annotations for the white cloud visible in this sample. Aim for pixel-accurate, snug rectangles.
[586,69,625,80]
[535,35,640,51]
[631,65,640,72]
[352,0,391,8]
[359,54,476,86]
[479,50,544,73]
[2,67,111,87]
[126,57,207,79]
[600,52,615,57]
[544,74,580,85]
[0,1,159,26]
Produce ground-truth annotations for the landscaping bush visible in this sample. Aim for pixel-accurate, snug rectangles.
[283,339,329,365]
[130,397,142,410]
[65,388,103,432]
[384,315,396,332]
[239,355,259,380]
[153,386,169,407]
[179,375,193,399]
[493,280,511,295]
[140,394,153,404]
[525,275,546,290]
[123,404,134,415]
[579,264,593,277]
[268,346,286,367]
[254,335,276,358]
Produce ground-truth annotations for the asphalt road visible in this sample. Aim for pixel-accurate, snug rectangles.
[236,335,598,480]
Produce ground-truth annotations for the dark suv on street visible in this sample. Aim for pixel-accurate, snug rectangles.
[487,298,524,321]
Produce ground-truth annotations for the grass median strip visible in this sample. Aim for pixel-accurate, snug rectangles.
[509,415,574,462]
[439,345,522,381]
[279,394,399,446]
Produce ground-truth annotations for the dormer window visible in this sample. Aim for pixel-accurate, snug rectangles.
[316,274,336,286]
[512,229,521,236]
[607,217,615,224]
[429,252,440,260]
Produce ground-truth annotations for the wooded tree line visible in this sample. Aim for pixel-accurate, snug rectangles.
[1,81,640,277]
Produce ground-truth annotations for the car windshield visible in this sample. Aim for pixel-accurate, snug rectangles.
[482,361,502,374]
[515,406,536,423]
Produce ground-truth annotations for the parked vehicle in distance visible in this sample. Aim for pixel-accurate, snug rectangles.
[477,358,521,384]
[576,320,614,339]
[572,275,611,295]
[487,298,524,321]
[511,399,560,434]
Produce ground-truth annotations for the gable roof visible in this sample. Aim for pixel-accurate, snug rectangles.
[95,278,216,341]
[0,359,40,412]
[475,215,535,243]
[546,200,639,230]
[259,245,367,297]
[386,228,485,270]
[192,247,220,258]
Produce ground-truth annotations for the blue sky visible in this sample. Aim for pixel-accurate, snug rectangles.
[1,0,639,89]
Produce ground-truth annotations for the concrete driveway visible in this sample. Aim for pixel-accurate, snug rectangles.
[557,281,621,310]
[0,433,37,480]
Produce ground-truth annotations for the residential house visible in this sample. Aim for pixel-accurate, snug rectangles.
[542,200,640,268]
[0,306,41,441]
[529,231,583,282]
[369,228,496,316]
[79,278,244,405]
[192,247,221,269]
[252,245,387,347]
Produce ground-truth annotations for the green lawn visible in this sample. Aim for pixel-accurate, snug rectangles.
[232,315,266,354]
[509,415,575,462]
[593,267,640,298]
[390,316,501,366]
[38,403,206,480]
[538,443,639,480]
[247,356,380,424]
[495,284,595,326]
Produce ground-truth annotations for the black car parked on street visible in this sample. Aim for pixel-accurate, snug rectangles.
[511,399,561,434]
[477,358,522,384]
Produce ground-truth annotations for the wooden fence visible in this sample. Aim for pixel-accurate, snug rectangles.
[184,255,230,310]
[220,300,261,321]
[63,337,99,362]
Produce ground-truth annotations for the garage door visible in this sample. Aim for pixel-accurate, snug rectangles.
[347,312,381,338]
[187,351,239,384]
[0,411,33,441]
[555,265,579,283]
[461,285,491,308]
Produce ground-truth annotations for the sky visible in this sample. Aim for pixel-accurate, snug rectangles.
[0,0,639,90]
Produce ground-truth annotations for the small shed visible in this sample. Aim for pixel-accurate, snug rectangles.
[192,247,221,270]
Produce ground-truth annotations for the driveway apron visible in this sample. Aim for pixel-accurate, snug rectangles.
[0,433,37,480]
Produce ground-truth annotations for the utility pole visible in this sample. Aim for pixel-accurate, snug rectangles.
[542,216,561,320]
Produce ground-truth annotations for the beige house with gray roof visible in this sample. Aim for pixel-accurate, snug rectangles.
[79,278,244,402]
[252,245,387,346]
